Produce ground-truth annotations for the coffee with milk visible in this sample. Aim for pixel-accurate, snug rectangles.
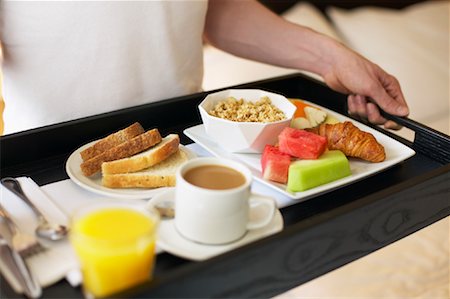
[183,165,246,190]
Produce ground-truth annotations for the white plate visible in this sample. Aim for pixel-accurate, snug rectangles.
[65,143,196,200]
[149,188,284,261]
[184,104,416,201]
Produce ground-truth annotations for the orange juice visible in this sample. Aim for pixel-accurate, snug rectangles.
[70,205,159,298]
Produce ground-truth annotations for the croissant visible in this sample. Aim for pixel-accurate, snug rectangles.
[309,121,386,162]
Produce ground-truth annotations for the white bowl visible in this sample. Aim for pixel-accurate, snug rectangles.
[198,89,296,153]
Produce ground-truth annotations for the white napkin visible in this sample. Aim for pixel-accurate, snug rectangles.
[0,177,80,294]
[0,176,169,294]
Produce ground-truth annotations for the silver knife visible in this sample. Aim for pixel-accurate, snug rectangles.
[0,233,42,298]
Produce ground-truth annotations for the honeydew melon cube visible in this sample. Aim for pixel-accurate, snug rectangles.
[287,150,351,192]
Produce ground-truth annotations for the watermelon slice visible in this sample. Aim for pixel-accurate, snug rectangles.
[261,145,291,184]
[278,127,327,159]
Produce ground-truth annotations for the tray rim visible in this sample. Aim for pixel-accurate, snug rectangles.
[1,73,448,299]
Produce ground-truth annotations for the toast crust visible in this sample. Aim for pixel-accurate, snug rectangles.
[80,128,162,176]
[80,122,144,161]
[101,134,180,175]
[102,149,188,188]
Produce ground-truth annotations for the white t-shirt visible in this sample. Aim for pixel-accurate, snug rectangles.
[0,1,208,134]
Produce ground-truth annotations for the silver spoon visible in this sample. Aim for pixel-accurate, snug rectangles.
[154,200,175,219]
[1,177,69,241]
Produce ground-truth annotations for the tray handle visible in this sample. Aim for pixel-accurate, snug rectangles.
[343,101,450,165]
[379,111,450,165]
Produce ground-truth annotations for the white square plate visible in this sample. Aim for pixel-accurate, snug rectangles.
[184,104,416,201]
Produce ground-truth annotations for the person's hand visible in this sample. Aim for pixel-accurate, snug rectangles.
[204,1,408,130]
[322,44,409,130]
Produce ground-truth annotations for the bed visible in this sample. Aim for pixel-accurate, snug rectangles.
[202,1,449,298]
[203,0,449,140]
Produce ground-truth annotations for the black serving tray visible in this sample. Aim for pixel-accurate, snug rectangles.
[1,73,449,298]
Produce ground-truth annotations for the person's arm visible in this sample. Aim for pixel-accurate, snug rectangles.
[204,0,409,129]
[0,43,4,135]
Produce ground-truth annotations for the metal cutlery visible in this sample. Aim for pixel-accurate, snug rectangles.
[1,177,69,241]
[0,203,46,258]
[0,232,42,298]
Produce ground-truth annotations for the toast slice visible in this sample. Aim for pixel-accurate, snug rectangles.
[101,134,180,175]
[80,128,162,176]
[80,122,144,161]
[102,149,189,188]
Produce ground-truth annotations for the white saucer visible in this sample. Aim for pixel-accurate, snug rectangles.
[148,188,284,261]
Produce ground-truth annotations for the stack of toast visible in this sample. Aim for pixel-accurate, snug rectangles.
[79,122,189,188]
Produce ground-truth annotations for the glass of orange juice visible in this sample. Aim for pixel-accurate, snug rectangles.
[70,200,160,298]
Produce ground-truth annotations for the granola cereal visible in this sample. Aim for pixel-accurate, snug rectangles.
[208,96,286,122]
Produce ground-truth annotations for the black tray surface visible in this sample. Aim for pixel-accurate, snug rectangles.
[1,73,449,298]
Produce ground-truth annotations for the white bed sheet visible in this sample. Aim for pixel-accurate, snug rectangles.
[328,0,449,139]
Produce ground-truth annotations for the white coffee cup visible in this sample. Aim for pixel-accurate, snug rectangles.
[174,157,276,245]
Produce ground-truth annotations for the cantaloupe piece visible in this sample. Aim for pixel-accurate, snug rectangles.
[288,98,311,118]
[287,150,351,192]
